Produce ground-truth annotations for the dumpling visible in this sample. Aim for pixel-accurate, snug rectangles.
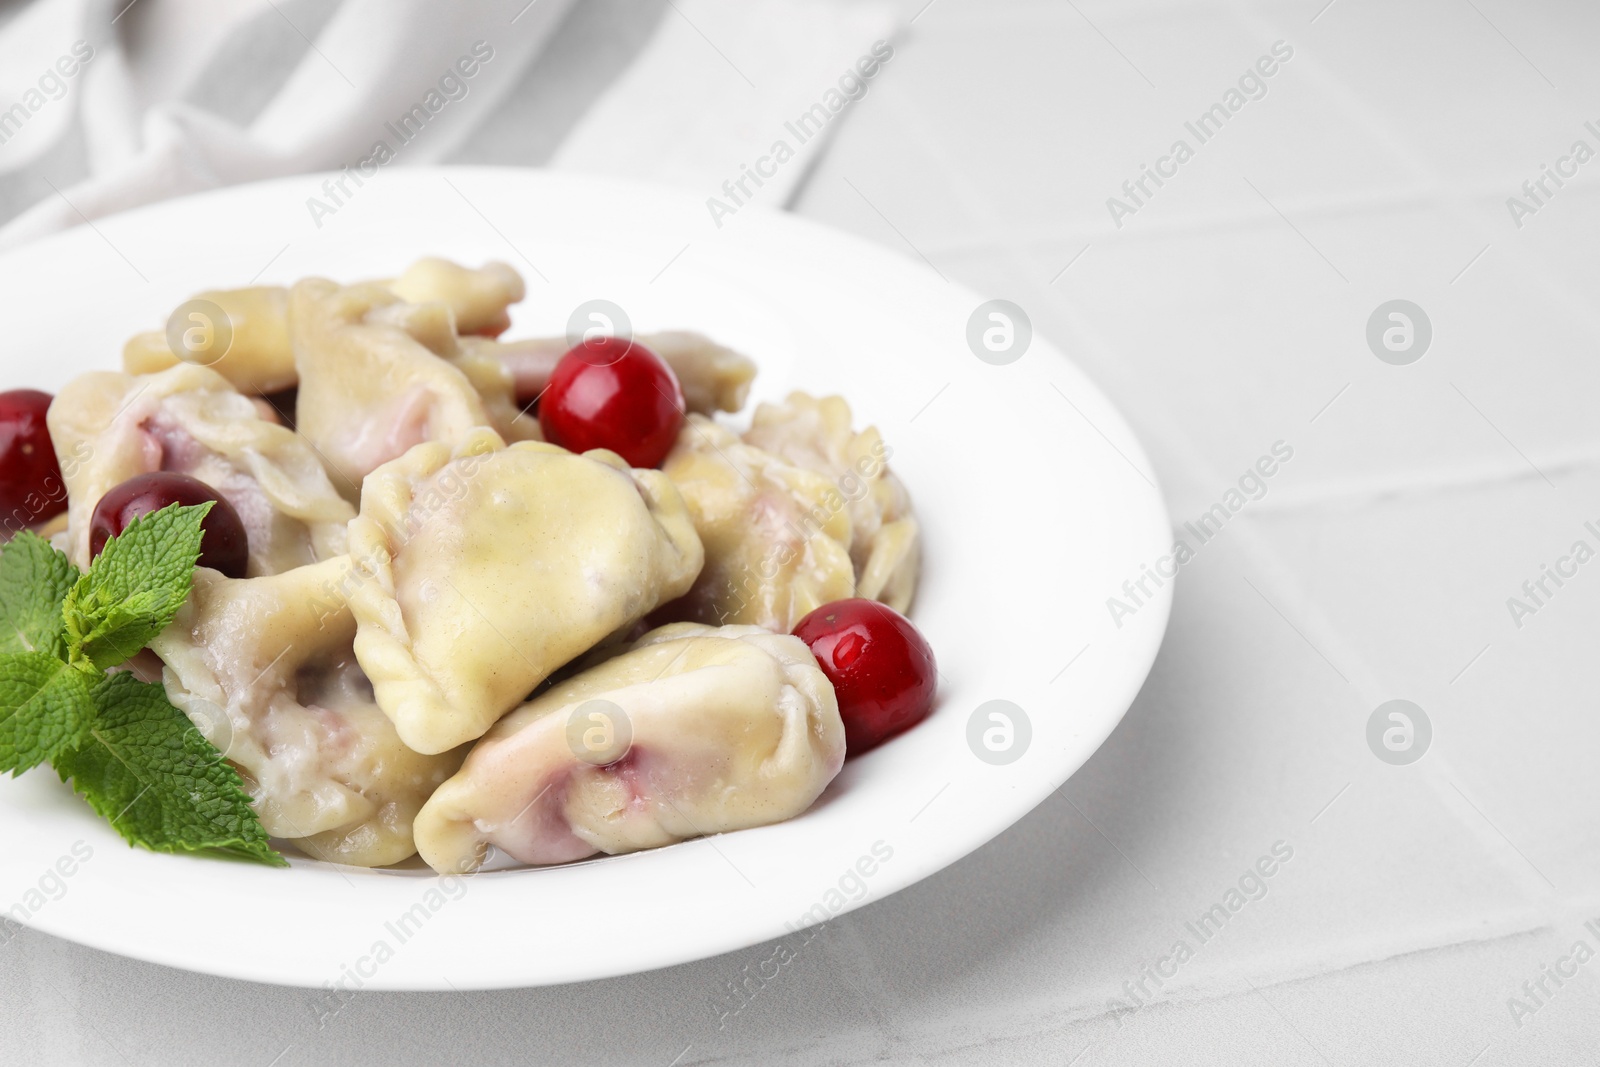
[412,622,845,874]
[121,258,524,397]
[448,335,542,444]
[289,277,497,491]
[47,363,353,575]
[123,286,295,395]
[388,257,525,337]
[461,335,561,406]
[660,415,856,631]
[743,392,920,613]
[477,331,757,416]
[376,266,541,443]
[357,296,542,446]
[149,556,465,867]
[347,428,703,755]
[648,331,758,415]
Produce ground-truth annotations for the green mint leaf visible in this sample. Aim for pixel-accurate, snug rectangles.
[0,531,80,659]
[63,502,212,671]
[0,651,94,774]
[55,672,285,867]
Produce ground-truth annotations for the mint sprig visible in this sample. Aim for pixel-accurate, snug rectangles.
[0,530,78,658]
[63,501,215,672]
[0,651,92,774]
[57,673,278,864]
[0,514,284,867]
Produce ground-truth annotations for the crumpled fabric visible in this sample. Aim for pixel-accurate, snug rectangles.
[0,0,896,249]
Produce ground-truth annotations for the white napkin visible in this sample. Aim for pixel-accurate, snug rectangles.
[547,0,897,211]
[0,0,896,250]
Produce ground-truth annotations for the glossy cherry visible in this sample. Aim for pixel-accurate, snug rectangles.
[538,337,685,468]
[0,389,66,526]
[89,472,250,578]
[793,599,937,756]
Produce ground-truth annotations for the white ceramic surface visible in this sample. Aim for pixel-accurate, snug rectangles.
[0,168,1170,989]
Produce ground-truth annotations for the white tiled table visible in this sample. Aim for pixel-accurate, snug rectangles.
[8,1,1600,1063]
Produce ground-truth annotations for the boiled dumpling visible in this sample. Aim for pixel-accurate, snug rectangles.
[355,275,541,445]
[649,331,758,415]
[743,392,920,613]
[347,428,703,755]
[447,335,542,444]
[47,363,353,575]
[123,258,524,398]
[150,556,465,867]
[413,622,845,874]
[460,335,561,406]
[389,257,525,337]
[289,277,497,491]
[660,415,856,631]
[358,296,541,445]
[123,286,295,395]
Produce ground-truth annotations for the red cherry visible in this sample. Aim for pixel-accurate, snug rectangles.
[793,599,937,756]
[89,472,249,578]
[539,338,684,468]
[0,389,66,527]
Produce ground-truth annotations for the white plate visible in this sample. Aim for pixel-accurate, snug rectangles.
[0,168,1171,990]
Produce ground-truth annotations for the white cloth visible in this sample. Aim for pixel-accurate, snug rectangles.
[0,0,894,249]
